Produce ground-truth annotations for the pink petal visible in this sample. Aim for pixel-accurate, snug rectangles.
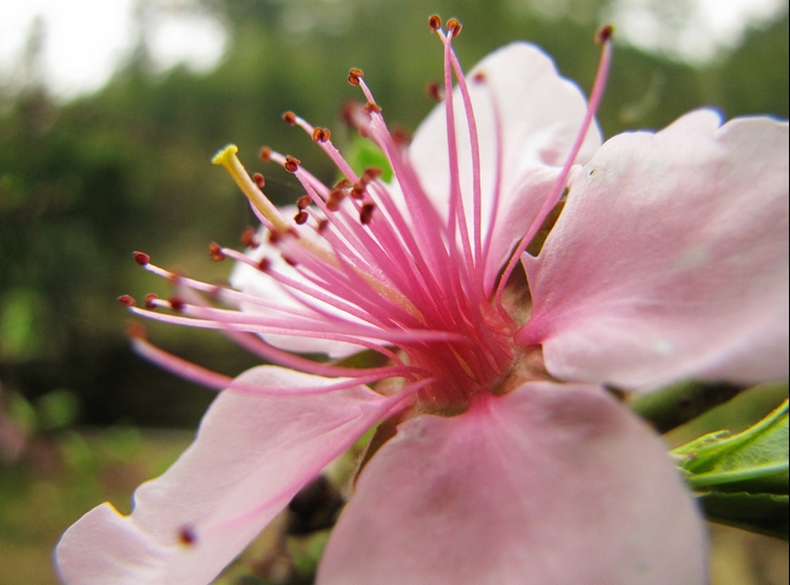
[56,366,397,585]
[520,112,789,388]
[317,383,706,585]
[408,42,602,292]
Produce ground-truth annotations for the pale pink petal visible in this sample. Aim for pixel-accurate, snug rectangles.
[520,112,789,389]
[317,383,706,585]
[56,366,397,585]
[408,42,602,291]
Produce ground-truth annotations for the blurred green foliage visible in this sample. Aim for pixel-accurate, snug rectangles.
[0,0,787,428]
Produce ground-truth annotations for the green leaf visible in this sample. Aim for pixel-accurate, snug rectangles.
[672,399,789,538]
[344,136,393,183]
[697,491,788,539]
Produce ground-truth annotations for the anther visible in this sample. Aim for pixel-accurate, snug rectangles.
[446,18,462,37]
[133,251,150,266]
[311,127,331,143]
[317,219,329,233]
[426,80,443,102]
[327,189,345,211]
[351,182,366,199]
[169,296,186,312]
[284,155,301,173]
[118,294,136,307]
[178,525,197,547]
[596,25,614,45]
[127,322,147,340]
[333,178,352,190]
[348,68,364,86]
[268,229,282,244]
[428,15,442,33]
[472,72,486,84]
[259,147,272,162]
[283,255,298,267]
[240,227,258,248]
[364,102,382,114]
[209,242,226,261]
[258,258,271,272]
[294,210,309,225]
[391,127,410,148]
[359,202,375,225]
[253,172,266,188]
[145,293,159,309]
[361,167,382,184]
[283,111,297,126]
[297,195,311,210]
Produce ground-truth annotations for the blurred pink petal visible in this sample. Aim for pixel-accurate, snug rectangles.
[520,112,789,388]
[318,383,706,585]
[56,366,397,585]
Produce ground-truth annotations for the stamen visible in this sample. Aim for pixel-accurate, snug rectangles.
[359,203,375,225]
[348,68,364,86]
[253,173,266,188]
[428,14,442,33]
[282,111,297,126]
[118,294,136,307]
[178,525,197,546]
[134,251,150,266]
[499,27,614,309]
[209,242,226,261]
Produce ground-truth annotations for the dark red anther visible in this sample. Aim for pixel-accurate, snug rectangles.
[258,258,271,272]
[596,25,614,45]
[283,255,298,267]
[283,111,297,126]
[268,229,281,244]
[351,182,366,199]
[133,251,150,266]
[472,71,486,84]
[317,219,329,233]
[145,293,158,309]
[169,296,186,312]
[364,102,382,114]
[361,167,382,184]
[284,155,301,173]
[391,127,411,148]
[297,195,311,210]
[428,14,442,33]
[208,242,226,262]
[127,322,147,340]
[426,80,443,102]
[359,203,375,225]
[333,178,352,190]
[178,525,197,546]
[259,147,272,162]
[253,173,266,188]
[311,127,331,143]
[240,227,258,248]
[446,18,462,37]
[348,68,364,86]
[294,210,308,225]
[118,294,136,307]
[327,189,345,211]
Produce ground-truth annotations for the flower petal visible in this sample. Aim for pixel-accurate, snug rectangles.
[408,42,602,292]
[317,383,706,585]
[56,366,397,585]
[520,112,789,388]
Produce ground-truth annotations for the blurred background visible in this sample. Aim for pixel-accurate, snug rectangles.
[0,0,787,583]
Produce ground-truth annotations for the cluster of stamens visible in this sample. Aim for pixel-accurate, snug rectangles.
[120,16,613,413]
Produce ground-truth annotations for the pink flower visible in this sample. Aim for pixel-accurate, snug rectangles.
[56,19,788,585]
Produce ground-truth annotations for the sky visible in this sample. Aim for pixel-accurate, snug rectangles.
[0,0,786,100]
